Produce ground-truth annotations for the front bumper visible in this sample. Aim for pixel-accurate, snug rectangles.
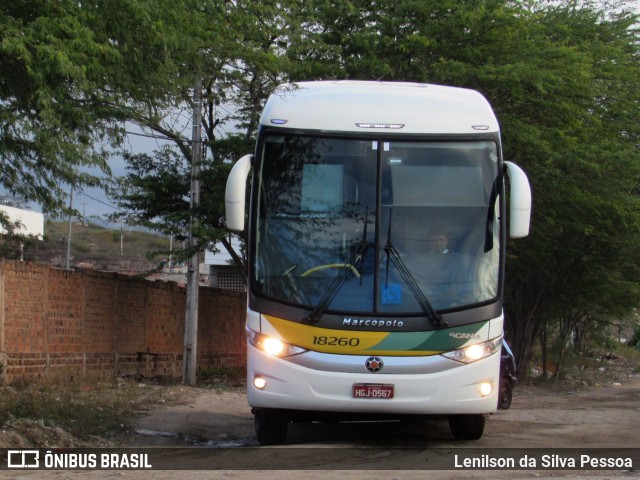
[247,343,500,415]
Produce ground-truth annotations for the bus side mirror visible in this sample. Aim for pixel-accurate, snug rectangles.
[225,154,253,232]
[505,161,532,238]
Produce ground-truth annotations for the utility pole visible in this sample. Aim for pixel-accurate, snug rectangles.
[183,80,202,385]
[168,234,173,271]
[66,188,73,269]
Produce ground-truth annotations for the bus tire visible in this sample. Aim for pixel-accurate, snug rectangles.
[498,378,513,410]
[448,414,485,440]
[254,408,288,445]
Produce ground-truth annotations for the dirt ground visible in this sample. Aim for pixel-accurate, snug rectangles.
[1,356,639,480]
[124,379,640,449]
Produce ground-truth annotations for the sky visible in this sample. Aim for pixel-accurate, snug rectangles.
[73,127,173,220]
[0,125,169,220]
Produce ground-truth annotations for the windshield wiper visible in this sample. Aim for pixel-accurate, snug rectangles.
[384,209,447,329]
[307,209,370,323]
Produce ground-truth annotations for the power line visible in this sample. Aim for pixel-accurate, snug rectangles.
[75,191,121,213]
[123,129,176,141]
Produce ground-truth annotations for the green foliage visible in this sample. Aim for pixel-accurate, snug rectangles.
[1,1,115,211]
[197,366,245,384]
[0,381,181,441]
[629,324,640,350]
[0,0,207,213]
[108,1,293,270]
[110,148,234,265]
[498,4,640,375]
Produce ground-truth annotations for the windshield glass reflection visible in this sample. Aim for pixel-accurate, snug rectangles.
[253,135,500,315]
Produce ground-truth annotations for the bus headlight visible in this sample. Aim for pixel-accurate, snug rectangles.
[441,336,502,364]
[247,328,306,358]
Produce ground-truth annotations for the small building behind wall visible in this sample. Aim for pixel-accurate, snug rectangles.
[205,236,246,292]
[0,205,44,239]
[0,205,44,260]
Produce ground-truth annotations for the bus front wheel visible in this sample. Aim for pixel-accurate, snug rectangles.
[254,408,288,445]
[448,414,485,440]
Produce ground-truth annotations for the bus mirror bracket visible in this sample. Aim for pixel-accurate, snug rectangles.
[504,161,532,238]
[225,154,253,232]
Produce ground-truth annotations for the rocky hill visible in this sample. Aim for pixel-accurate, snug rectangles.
[26,220,174,273]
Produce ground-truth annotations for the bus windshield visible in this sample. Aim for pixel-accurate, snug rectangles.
[253,134,501,315]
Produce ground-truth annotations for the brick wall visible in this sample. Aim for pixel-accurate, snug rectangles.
[0,260,246,385]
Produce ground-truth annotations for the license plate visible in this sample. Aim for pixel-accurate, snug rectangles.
[352,383,394,399]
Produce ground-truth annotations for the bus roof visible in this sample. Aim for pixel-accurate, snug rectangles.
[260,81,500,135]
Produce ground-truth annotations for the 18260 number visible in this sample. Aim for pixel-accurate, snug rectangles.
[312,336,360,347]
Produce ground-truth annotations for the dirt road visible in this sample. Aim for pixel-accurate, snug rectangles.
[124,376,640,478]
[128,380,640,449]
[2,377,639,480]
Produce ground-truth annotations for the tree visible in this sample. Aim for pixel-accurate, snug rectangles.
[289,0,640,376]
[1,1,116,211]
[110,0,307,268]
[0,0,209,213]
[500,3,640,376]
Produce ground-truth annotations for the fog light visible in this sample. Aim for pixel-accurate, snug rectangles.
[253,376,267,390]
[480,382,492,397]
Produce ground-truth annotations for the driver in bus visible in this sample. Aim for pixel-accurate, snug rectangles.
[428,230,451,254]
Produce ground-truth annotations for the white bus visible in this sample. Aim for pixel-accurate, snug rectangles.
[225,81,531,444]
